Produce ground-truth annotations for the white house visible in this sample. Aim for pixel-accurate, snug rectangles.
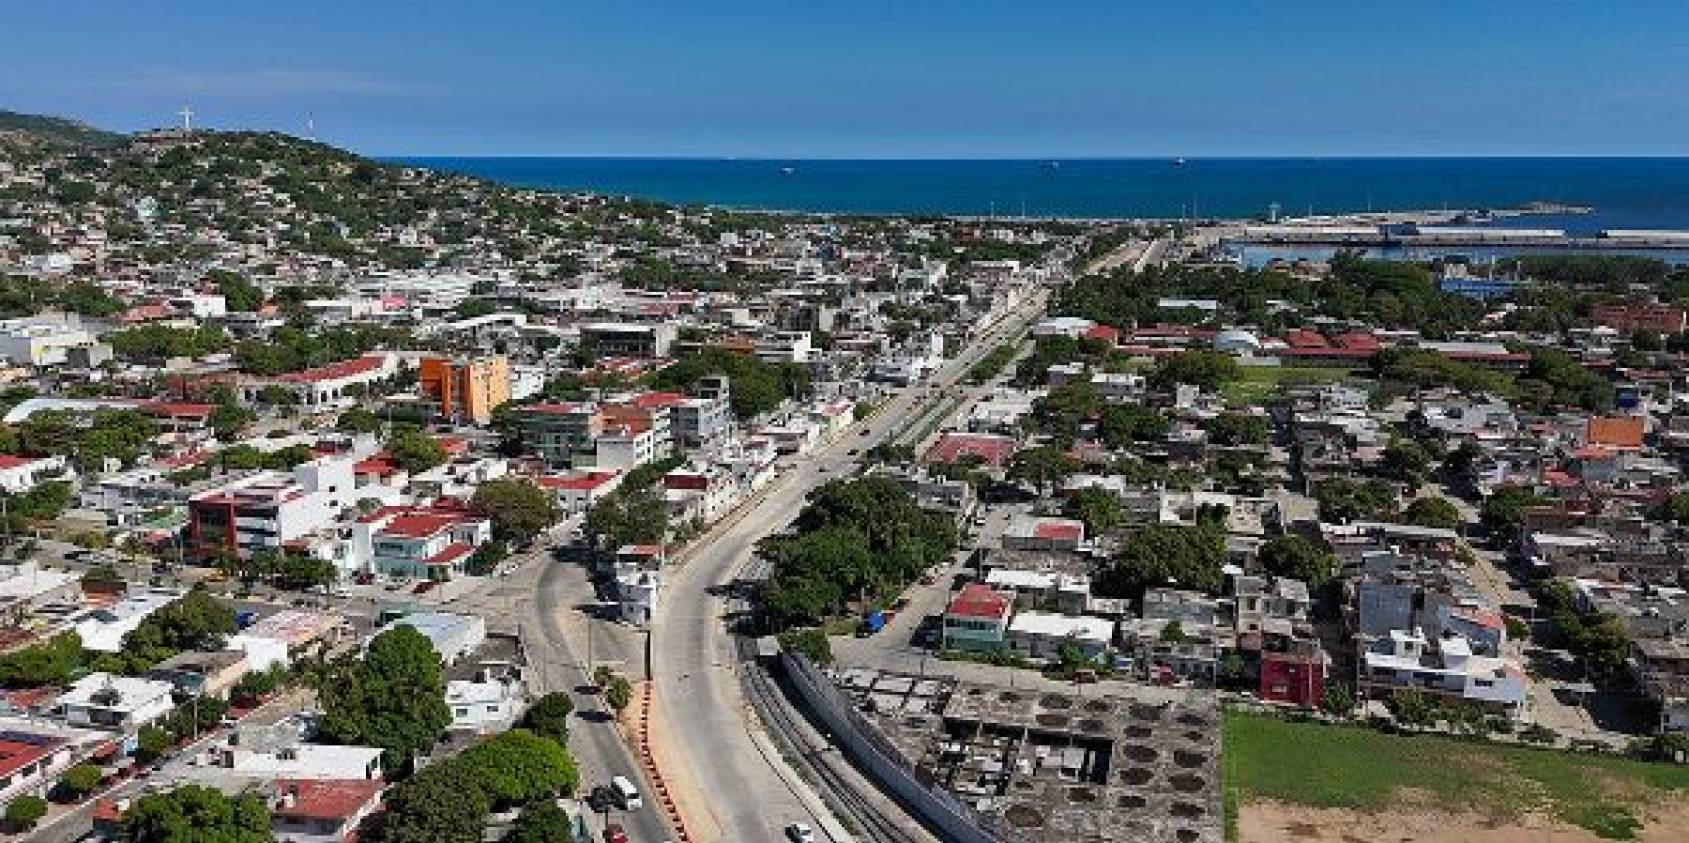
[0,454,69,494]
[50,674,176,732]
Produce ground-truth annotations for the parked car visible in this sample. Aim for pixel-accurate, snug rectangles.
[786,823,816,843]
[603,824,629,843]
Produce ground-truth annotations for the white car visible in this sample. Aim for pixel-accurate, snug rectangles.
[785,823,816,843]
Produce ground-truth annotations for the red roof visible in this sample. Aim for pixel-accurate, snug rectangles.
[947,583,1012,621]
[354,457,401,477]
[1283,329,1329,349]
[275,355,387,384]
[1083,324,1120,345]
[0,455,45,470]
[271,778,383,821]
[422,542,474,567]
[1587,416,1644,450]
[0,733,65,778]
[1333,332,1381,351]
[379,513,462,539]
[925,433,1018,467]
[627,391,687,410]
[538,471,618,491]
[1032,520,1084,543]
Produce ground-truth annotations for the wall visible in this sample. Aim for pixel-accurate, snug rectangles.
[780,653,1026,843]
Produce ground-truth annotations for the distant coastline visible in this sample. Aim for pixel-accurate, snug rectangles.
[392,156,1689,232]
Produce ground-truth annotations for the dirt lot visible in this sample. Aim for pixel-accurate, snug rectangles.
[1239,800,1689,843]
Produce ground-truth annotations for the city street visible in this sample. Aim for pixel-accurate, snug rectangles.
[647,288,1051,843]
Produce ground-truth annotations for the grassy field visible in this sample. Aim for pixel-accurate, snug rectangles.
[1222,366,1361,405]
[1222,711,1689,840]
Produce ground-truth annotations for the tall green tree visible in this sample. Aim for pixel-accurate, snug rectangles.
[318,625,451,772]
[472,478,560,543]
[123,785,271,843]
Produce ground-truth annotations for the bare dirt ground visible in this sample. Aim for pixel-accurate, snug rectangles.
[1239,799,1689,843]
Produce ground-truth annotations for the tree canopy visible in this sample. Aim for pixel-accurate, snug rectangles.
[1101,523,1226,597]
[318,625,451,772]
[471,477,560,543]
[123,785,271,843]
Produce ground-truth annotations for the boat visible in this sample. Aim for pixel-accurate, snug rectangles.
[1040,160,1060,170]
[1173,157,1187,166]
[779,166,796,175]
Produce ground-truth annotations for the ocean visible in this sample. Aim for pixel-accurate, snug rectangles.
[393,156,1689,232]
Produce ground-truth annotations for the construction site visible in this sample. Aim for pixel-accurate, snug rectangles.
[834,669,1223,843]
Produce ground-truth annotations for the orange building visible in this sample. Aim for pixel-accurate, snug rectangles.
[417,355,511,425]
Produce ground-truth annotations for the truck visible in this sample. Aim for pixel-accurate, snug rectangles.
[858,609,890,636]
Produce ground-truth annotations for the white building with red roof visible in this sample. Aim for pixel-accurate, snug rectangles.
[351,501,492,582]
[537,469,623,517]
[268,778,385,843]
[0,454,68,494]
[943,583,1014,652]
[240,353,398,409]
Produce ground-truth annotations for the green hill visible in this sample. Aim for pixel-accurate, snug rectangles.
[0,109,126,148]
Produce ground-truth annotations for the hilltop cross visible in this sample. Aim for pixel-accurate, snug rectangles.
[178,106,194,133]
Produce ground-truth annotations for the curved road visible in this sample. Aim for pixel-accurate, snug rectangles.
[650,288,1051,843]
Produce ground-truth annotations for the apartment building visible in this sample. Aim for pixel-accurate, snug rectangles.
[188,457,357,561]
[416,355,511,425]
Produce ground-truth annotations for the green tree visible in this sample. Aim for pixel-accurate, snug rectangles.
[1098,403,1170,447]
[134,725,174,763]
[472,478,560,543]
[1314,478,1398,523]
[379,760,491,843]
[1402,496,1463,531]
[1029,381,1100,438]
[208,269,264,312]
[0,631,84,687]
[1150,350,1239,391]
[1321,682,1357,717]
[57,763,104,798]
[1102,524,1226,597]
[385,426,447,474]
[4,795,47,832]
[336,407,383,434]
[1381,439,1433,490]
[121,589,238,671]
[1062,487,1123,534]
[455,729,580,809]
[1007,446,1079,495]
[1481,486,1547,546]
[777,627,834,665]
[318,625,452,772]
[1389,689,1439,730]
[209,401,256,440]
[466,540,509,576]
[505,799,575,843]
[1204,411,1270,446]
[1256,534,1339,590]
[519,692,575,745]
[604,676,633,714]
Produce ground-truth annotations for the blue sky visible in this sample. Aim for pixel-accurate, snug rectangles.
[6,2,1689,157]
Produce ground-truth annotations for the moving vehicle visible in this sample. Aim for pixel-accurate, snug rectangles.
[611,775,643,810]
[603,824,629,843]
[786,823,816,843]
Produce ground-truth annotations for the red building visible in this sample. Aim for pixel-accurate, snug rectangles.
[1590,303,1687,335]
[1258,643,1328,708]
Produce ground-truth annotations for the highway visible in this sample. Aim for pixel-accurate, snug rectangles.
[648,283,1053,843]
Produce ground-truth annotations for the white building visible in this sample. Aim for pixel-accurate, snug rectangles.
[0,718,107,811]
[1360,628,1528,719]
[72,589,184,653]
[240,354,399,409]
[50,674,176,731]
[1005,613,1116,662]
[372,611,486,666]
[446,663,526,733]
[0,314,107,367]
[0,454,70,494]
[188,456,357,561]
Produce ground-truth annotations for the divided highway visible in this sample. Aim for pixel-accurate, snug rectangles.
[648,289,1050,843]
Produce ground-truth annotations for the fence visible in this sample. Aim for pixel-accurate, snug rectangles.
[780,653,1029,843]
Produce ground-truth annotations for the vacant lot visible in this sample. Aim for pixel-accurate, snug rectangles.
[1222,366,1358,404]
[1223,711,1689,841]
